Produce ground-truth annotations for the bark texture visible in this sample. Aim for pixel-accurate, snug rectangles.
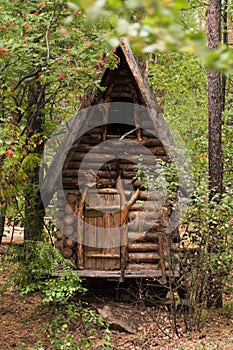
[24,80,45,241]
[206,0,224,309]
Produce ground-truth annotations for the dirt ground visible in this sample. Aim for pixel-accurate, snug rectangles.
[0,245,233,350]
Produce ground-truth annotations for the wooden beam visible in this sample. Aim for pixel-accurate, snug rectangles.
[128,252,160,262]
[76,186,87,269]
[128,243,159,252]
[158,235,166,284]
[61,269,180,279]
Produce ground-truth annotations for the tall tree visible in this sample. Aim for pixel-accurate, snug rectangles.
[0,0,114,240]
[24,79,46,240]
[206,0,224,308]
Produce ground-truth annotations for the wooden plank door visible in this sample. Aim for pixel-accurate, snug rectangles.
[83,191,122,270]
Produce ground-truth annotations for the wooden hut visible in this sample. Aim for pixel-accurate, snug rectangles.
[49,39,179,282]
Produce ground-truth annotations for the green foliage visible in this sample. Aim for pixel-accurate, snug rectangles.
[42,267,85,304]
[178,183,233,329]
[134,157,179,206]
[9,242,86,301]
[1,242,112,349]
[45,301,111,349]
[0,0,117,223]
[70,0,233,72]
[149,52,208,177]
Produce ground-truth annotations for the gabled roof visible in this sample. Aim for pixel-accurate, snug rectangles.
[40,38,175,207]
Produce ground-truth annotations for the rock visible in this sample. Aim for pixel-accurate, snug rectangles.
[97,305,137,334]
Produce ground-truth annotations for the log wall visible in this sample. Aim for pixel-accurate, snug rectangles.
[55,124,179,276]
[55,50,179,279]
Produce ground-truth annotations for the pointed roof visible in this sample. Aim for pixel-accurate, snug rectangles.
[40,38,177,207]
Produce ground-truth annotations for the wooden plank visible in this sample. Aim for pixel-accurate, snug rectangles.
[83,192,121,271]
[116,176,127,281]
[77,186,87,269]
[72,269,179,278]
[84,208,104,218]
[84,191,98,269]
[104,193,121,270]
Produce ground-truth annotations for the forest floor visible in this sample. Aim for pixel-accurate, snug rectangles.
[0,244,233,350]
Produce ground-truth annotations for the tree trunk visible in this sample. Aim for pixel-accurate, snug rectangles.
[24,80,45,241]
[0,203,6,244]
[206,0,224,309]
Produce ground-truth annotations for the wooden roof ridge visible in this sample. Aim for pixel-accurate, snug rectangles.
[119,38,174,154]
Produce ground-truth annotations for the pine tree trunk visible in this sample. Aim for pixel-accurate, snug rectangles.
[0,203,6,244]
[24,81,45,241]
[206,0,224,309]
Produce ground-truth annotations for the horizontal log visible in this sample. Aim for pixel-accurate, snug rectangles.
[62,178,80,188]
[56,231,64,240]
[97,188,118,194]
[73,269,179,278]
[63,247,73,258]
[128,231,162,242]
[85,253,120,258]
[71,152,168,164]
[63,169,136,180]
[132,180,146,188]
[79,135,102,144]
[128,243,159,252]
[72,142,166,157]
[56,218,64,228]
[63,215,76,225]
[128,220,160,232]
[55,239,63,250]
[128,252,160,263]
[63,177,122,189]
[85,205,121,212]
[64,238,75,248]
[127,263,160,271]
[63,226,74,236]
[139,137,163,147]
[128,211,164,223]
[65,161,136,171]
[129,201,163,211]
[98,170,136,179]
[83,127,102,134]
[65,203,76,214]
[96,178,117,188]
[57,210,65,218]
[62,188,162,202]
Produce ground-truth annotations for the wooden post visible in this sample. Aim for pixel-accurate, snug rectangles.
[158,234,166,284]
[117,176,139,281]
[77,186,88,269]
